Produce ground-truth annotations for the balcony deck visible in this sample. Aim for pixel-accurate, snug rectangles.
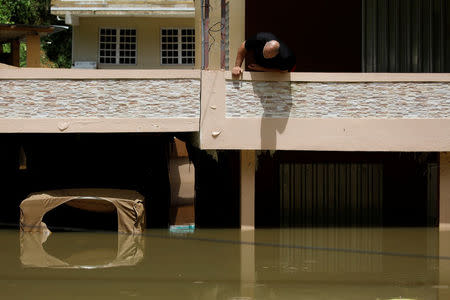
[1,69,449,151]
[201,71,450,151]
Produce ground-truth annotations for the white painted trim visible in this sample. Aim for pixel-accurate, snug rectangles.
[98,27,137,66]
[65,13,79,26]
[51,7,195,12]
[160,27,195,66]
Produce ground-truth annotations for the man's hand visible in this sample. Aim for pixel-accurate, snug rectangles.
[248,64,264,71]
[232,66,243,76]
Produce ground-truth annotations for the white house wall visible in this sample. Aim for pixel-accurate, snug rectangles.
[73,17,195,69]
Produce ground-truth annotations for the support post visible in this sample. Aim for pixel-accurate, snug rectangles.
[240,229,255,298]
[440,152,450,228]
[11,40,20,67]
[194,0,202,69]
[241,150,255,230]
[26,34,41,68]
[206,0,222,70]
[439,227,450,299]
[440,152,450,298]
[228,0,245,71]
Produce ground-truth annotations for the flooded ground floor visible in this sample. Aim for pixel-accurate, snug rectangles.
[1,227,450,299]
[0,133,442,229]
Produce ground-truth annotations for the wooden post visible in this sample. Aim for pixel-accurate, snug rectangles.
[440,152,450,228]
[241,150,255,230]
[11,40,20,67]
[26,34,41,68]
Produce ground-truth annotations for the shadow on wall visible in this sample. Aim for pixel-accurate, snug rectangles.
[250,76,292,149]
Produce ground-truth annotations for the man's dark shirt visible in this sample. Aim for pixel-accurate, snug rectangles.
[245,32,296,71]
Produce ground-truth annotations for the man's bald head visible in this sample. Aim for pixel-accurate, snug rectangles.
[263,40,280,59]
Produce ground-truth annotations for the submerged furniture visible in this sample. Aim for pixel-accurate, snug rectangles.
[20,231,144,269]
[20,188,145,234]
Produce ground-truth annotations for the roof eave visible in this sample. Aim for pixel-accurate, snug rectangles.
[53,11,195,18]
[51,6,195,18]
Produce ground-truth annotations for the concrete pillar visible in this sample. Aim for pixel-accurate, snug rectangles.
[240,230,255,298]
[241,150,255,230]
[207,0,222,70]
[228,0,245,71]
[440,153,450,297]
[440,228,450,298]
[26,34,41,68]
[440,152,450,228]
[197,0,243,70]
[11,40,20,67]
[194,0,202,69]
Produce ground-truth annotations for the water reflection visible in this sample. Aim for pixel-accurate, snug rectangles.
[0,228,448,299]
[20,232,144,269]
[252,228,440,300]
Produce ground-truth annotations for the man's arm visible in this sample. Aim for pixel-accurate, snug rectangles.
[232,41,247,76]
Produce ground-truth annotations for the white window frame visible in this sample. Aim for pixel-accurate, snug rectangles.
[160,27,195,66]
[98,28,137,65]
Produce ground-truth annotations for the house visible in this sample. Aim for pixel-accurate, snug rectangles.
[198,0,450,230]
[0,0,448,231]
[51,0,196,69]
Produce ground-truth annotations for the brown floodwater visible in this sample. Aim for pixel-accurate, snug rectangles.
[1,227,450,299]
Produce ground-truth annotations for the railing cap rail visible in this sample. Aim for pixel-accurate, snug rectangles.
[0,68,200,80]
[225,71,450,82]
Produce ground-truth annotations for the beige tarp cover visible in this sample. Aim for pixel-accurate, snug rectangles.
[20,232,144,269]
[20,189,145,234]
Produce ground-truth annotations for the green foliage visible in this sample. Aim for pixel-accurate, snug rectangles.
[42,27,73,68]
[2,43,10,53]
[0,0,71,68]
[0,1,12,24]
[19,43,27,67]
[0,0,51,25]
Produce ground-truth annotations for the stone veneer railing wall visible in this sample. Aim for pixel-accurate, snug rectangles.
[0,69,200,132]
[226,81,450,119]
[1,69,450,151]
